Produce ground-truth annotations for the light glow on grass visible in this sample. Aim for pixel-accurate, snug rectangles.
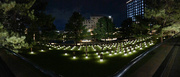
[65,53,68,55]
[96,52,98,55]
[57,48,60,50]
[78,46,82,50]
[100,59,103,62]
[124,53,127,56]
[114,52,117,55]
[73,56,76,59]
[97,59,106,64]
[140,48,142,50]
[49,48,52,50]
[109,53,112,56]
[29,51,36,54]
[40,49,45,52]
[64,46,70,50]
[98,55,100,58]
[101,52,104,54]
[71,46,76,50]
[31,51,34,54]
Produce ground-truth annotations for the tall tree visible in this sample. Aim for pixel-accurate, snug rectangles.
[1,0,36,34]
[27,0,56,43]
[131,15,150,37]
[120,18,133,38]
[145,0,180,42]
[0,1,31,51]
[65,12,85,45]
[93,16,115,42]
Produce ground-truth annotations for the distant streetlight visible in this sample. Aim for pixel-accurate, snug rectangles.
[108,16,112,19]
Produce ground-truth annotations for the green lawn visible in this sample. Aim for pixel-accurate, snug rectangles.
[20,38,157,77]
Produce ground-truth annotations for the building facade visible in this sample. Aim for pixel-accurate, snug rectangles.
[126,0,145,21]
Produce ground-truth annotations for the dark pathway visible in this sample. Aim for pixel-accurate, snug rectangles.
[168,44,180,77]
[0,57,15,77]
[129,35,180,77]
[163,38,180,77]
[0,48,49,77]
[152,36,180,77]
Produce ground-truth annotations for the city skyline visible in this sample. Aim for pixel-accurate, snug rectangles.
[46,0,128,30]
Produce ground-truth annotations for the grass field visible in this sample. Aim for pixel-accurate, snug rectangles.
[19,37,158,77]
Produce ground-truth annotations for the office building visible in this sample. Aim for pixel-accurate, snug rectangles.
[126,0,145,21]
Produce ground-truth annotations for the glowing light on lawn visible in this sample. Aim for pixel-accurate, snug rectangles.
[49,48,51,50]
[85,56,88,59]
[106,51,109,53]
[98,55,100,58]
[129,52,132,54]
[92,46,96,51]
[71,46,76,50]
[114,52,117,55]
[64,46,70,50]
[65,53,68,55]
[31,51,34,54]
[96,52,98,55]
[73,56,76,59]
[131,48,134,50]
[109,53,112,56]
[41,49,44,51]
[140,48,142,50]
[133,50,136,52]
[101,52,104,54]
[124,53,127,56]
[97,45,102,49]
[100,59,103,62]
[78,46,81,50]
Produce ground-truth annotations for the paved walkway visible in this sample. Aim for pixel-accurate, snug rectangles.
[0,56,15,77]
[129,36,179,77]
[0,48,49,77]
[166,39,180,77]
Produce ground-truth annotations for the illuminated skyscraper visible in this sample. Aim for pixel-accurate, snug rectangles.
[126,0,145,21]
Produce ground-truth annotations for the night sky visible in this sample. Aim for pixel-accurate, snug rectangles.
[46,0,128,30]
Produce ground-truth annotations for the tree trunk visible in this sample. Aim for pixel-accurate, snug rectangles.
[86,42,87,55]
[161,19,167,43]
[74,41,76,46]
[161,31,163,43]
